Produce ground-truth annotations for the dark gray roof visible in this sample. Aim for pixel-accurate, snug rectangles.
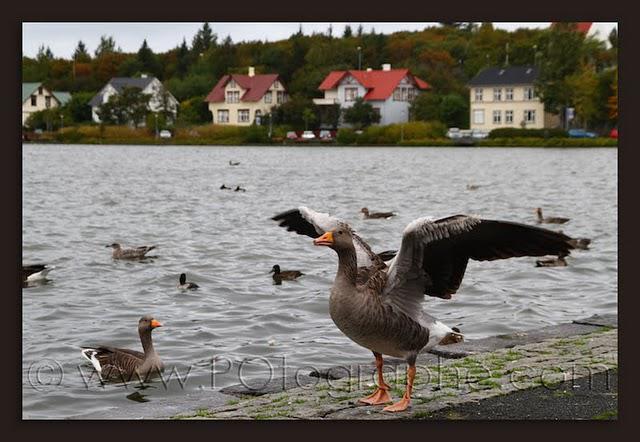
[467,66,539,86]
[89,76,156,107]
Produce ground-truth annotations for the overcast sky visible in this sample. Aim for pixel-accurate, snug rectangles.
[22,22,617,59]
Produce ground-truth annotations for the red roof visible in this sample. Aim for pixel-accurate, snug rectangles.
[551,22,592,34]
[205,73,281,103]
[318,68,430,101]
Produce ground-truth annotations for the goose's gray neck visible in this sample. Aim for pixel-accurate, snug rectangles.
[139,328,156,357]
[335,246,358,289]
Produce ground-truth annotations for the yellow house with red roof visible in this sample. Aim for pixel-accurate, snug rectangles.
[313,64,430,126]
[205,67,287,126]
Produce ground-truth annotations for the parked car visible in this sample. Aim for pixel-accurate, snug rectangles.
[446,127,462,139]
[159,130,172,138]
[301,131,316,140]
[286,131,299,140]
[318,130,333,140]
[609,128,618,139]
[471,129,489,139]
[568,129,597,138]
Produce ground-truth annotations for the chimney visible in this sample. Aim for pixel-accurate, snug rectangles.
[248,66,255,77]
[382,63,391,71]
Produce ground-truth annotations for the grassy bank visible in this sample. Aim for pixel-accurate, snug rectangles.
[25,124,617,148]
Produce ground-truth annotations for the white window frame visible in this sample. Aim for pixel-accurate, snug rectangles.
[264,91,272,104]
[505,110,514,124]
[217,109,229,123]
[238,109,250,123]
[492,110,501,124]
[45,96,51,108]
[474,88,483,102]
[493,88,502,101]
[473,109,485,125]
[524,109,536,124]
[524,87,535,101]
[226,90,239,104]
[505,88,514,101]
[277,91,286,104]
[345,87,358,102]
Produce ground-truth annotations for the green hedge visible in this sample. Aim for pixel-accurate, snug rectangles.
[488,128,568,138]
[336,121,447,145]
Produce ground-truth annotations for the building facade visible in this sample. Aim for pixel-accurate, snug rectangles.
[88,75,178,124]
[314,64,430,126]
[467,66,559,132]
[22,83,71,126]
[205,67,286,126]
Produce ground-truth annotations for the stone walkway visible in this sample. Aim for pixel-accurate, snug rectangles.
[174,326,617,420]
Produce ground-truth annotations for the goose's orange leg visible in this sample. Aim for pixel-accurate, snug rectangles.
[383,363,416,412]
[359,352,392,405]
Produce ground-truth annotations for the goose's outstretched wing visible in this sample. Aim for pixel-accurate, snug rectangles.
[383,215,575,320]
[272,206,382,267]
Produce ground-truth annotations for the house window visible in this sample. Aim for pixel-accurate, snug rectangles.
[264,92,272,104]
[473,109,485,125]
[505,110,514,124]
[229,80,237,88]
[493,110,501,124]
[524,110,536,124]
[407,87,416,101]
[38,86,43,95]
[217,109,229,123]
[238,109,250,123]
[345,87,358,102]
[277,91,286,104]
[524,87,535,100]
[45,96,51,109]
[493,88,502,101]
[372,107,381,119]
[226,90,240,103]
[505,88,514,101]
[255,109,262,124]
[474,88,483,102]
[30,95,37,106]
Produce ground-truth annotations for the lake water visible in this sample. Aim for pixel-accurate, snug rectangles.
[22,144,618,419]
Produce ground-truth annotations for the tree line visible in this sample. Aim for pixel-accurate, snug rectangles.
[23,22,618,131]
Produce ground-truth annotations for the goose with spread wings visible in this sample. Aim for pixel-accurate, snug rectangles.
[272,207,575,412]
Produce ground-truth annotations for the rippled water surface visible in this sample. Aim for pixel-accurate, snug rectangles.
[22,144,617,418]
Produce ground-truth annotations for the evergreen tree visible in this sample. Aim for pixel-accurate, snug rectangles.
[176,38,191,78]
[36,45,54,61]
[94,35,117,57]
[192,22,216,54]
[137,39,160,77]
[356,24,363,37]
[73,41,91,62]
[343,25,353,38]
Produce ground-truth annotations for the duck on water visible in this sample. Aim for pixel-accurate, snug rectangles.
[272,206,576,412]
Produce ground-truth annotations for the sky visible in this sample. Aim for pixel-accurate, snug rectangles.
[22,22,618,59]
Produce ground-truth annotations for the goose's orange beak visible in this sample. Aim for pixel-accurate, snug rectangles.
[313,231,334,246]
[150,319,163,329]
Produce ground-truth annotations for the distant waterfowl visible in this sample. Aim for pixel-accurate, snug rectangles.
[361,207,396,219]
[535,208,570,224]
[220,184,231,190]
[568,238,591,250]
[273,206,575,412]
[178,273,199,290]
[108,243,156,260]
[81,315,164,382]
[535,255,568,267]
[466,184,481,191]
[270,264,304,283]
[229,160,241,166]
[22,264,54,284]
[234,185,246,192]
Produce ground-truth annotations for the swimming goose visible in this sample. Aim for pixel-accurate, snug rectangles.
[361,207,396,219]
[22,264,54,284]
[466,184,481,191]
[535,208,570,224]
[220,184,232,190]
[178,273,199,290]
[229,160,241,166]
[535,255,568,267]
[107,243,156,260]
[234,185,246,192]
[272,206,575,412]
[270,264,304,283]
[81,315,164,382]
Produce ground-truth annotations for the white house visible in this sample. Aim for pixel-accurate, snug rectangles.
[313,64,431,126]
[467,65,560,131]
[88,75,178,124]
[22,82,71,126]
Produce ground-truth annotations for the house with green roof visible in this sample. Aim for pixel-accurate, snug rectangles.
[22,82,72,126]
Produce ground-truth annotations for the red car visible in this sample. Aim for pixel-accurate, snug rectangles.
[610,128,618,139]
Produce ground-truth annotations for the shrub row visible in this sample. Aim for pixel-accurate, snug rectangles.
[488,128,568,138]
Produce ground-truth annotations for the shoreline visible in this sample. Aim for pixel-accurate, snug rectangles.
[75,313,617,420]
